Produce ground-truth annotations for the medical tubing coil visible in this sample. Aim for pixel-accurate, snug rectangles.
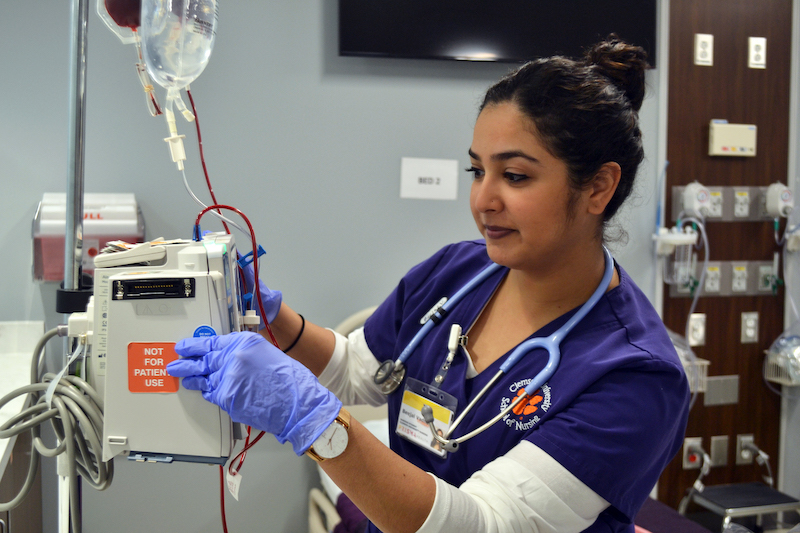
[0,328,112,533]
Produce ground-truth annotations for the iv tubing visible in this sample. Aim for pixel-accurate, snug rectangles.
[195,204,280,349]
[181,168,247,235]
[678,217,709,331]
[183,91,268,523]
[186,88,229,234]
[678,216,709,409]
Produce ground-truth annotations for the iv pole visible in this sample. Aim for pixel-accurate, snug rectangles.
[61,0,89,530]
[65,0,88,293]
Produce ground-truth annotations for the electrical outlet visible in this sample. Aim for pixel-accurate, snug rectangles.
[706,190,723,218]
[688,313,706,346]
[734,190,751,217]
[694,34,714,66]
[683,437,703,469]
[705,266,721,293]
[736,434,754,465]
[741,312,758,343]
[732,264,748,292]
[748,37,767,69]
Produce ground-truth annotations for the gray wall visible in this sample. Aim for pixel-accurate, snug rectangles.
[2,1,666,531]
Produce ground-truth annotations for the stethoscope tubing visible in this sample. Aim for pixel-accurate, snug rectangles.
[445,389,529,446]
[501,246,615,394]
[435,247,615,449]
[394,262,504,367]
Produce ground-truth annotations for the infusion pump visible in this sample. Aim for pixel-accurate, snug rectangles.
[69,233,247,464]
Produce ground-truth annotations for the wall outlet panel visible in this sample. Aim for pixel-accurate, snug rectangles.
[668,260,774,297]
[706,190,724,218]
[694,34,714,66]
[736,434,755,465]
[704,264,722,293]
[671,186,778,221]
[683,437,704,469]
[741,312,759,343]
[748,37,767,69]
[731,262,749,293]
[688,313,706,346]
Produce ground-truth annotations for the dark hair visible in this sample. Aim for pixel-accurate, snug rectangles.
[480,36,649,227]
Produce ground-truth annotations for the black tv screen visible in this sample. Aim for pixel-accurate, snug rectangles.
[339,1,657,66]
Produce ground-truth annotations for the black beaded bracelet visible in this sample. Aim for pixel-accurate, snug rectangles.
[284,314,305,353]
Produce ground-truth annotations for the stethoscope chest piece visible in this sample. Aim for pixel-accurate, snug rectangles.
[374,360,406,394]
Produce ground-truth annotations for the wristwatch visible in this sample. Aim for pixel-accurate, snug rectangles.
[305,408,351,462]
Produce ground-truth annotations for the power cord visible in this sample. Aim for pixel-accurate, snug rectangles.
[0,327,113,533]
[743,442,774,487]
[677,443,711,515]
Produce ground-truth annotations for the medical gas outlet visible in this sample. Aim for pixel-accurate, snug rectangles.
[681,182,711,218]
[669,260,780,298]
[671,185,794,222]
[80,233,246,464]
[764,182,793,218]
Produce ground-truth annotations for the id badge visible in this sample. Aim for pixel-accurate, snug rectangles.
[396,377,458,458]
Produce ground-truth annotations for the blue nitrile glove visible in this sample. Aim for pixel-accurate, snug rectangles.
[240,261,282,326]
[166,331,342,456]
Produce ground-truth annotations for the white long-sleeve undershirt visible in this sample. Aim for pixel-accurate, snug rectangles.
[318,328,609,533]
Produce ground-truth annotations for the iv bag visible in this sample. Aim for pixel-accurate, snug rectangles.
[98,0,140,44]
[140,0,218,91]
[97,0,163,116]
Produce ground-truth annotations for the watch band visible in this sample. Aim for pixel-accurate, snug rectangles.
[305,408,351,463]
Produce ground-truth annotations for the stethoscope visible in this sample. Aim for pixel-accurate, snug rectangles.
[374,247,614,452]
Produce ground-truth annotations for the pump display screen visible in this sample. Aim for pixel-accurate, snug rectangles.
[113,278,196,300]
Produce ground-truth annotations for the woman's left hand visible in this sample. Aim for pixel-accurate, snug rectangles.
[166,331,342,455]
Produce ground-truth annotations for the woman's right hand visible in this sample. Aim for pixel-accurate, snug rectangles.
[167,331,342,455]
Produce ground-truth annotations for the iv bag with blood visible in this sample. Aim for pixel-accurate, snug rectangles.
[97,0,140,44]
[140,0,218,91]
[97,0,163,116]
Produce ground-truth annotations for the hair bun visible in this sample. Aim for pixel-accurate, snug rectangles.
[585,36,649,111]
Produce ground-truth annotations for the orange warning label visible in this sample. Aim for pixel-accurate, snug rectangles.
[128,343,180,393]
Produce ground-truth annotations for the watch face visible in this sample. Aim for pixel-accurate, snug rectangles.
[315,422,349,459]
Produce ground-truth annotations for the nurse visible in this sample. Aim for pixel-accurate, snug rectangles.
[168,37,690,533]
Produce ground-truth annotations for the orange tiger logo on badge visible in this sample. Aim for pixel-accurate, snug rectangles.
[512,388,544,417]
[500,380,552,431]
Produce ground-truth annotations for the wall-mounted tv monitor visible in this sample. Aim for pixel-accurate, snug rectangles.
[339,1,657,66]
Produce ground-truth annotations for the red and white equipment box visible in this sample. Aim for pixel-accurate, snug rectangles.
[32,193,145,282]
